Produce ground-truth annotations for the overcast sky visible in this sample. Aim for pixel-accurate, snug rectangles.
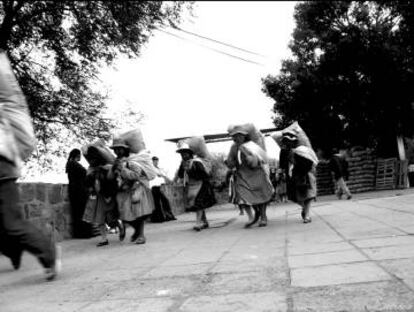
[98,1,297,176]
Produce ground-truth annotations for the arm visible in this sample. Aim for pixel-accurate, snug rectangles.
[225,143,238,169]
[119,161,142,181]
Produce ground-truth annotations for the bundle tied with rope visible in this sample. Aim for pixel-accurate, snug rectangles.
[227,123,269,165]
[81,138,115,166]
[177,136,213,174]
[270,121,312,149]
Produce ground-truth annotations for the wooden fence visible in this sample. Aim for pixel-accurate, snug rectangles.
[316,148,409,196]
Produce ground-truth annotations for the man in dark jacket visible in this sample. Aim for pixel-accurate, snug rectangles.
[329,148,352,200]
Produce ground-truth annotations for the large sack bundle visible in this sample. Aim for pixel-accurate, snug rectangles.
[239,141,268,164]
[0,52,36,164]
[82,139,115,165]
[179,136,211,159]
[112,128,145,154]
[227,123,266,150]
[271,121,312,148]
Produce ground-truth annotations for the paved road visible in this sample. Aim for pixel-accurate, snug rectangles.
[1,189,414,311]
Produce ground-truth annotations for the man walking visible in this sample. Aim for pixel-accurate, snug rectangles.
[0,51,60,280]
[150,156,176,222]
[329,148,352,200]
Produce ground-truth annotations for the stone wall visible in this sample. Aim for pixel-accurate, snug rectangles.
[17,182,239,242]
[18,183,71,242]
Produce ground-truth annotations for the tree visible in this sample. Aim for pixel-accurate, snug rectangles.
[262,1,414,156]
[0,1,192,146]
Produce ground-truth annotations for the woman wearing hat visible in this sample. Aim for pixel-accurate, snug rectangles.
[82,145,123,247]
[109,134,156,244]
[279,132,318,223]
[225,125,274,227]
[175,142,216,231]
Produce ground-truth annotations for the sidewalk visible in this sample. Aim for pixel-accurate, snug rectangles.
[1,189,414,311]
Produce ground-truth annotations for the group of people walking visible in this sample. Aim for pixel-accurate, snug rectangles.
[67,131,178,247]
[66,121,323,250]
[0,47,352,283]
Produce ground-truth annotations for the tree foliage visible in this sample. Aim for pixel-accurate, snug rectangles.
[0,0,191,146]
[262,1,414,156]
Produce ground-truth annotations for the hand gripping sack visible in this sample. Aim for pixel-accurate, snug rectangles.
[0,52,36,163]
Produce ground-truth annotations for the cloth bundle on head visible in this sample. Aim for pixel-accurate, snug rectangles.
[271,121,312,148]
[111,128,145,154]
[176,136,212,174]
[128,151,157,181]
[81,139,115,165]
[177,136,211,159]
[227,123,266,150]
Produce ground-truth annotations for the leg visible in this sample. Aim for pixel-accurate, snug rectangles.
[301,199,312,223]
[96,224,108,247]
[0,180,55,268]
[201,210,208,228]
[193,210,203,231]
[151,187,165,222]
[241,204,253,222]
[258,204,268,227]
[337,177,352,199]
[335,179,343,199]
[0,180,59,279]
[245,205,260,228]
[134,217,146,244]
[159,191,176,220]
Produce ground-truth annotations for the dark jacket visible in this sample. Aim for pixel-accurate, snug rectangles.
[329,154,349,180]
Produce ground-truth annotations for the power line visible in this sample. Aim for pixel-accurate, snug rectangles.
[172,26,267,58]
[157,28,265,66]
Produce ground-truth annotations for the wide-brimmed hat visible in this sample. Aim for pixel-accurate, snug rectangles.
[110,137,129,150]
[228,125,249,136]
[176,142,194,154]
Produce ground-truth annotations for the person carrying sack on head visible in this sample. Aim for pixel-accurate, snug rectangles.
[225,124,274,228]
[272,123,318,224]
[150,156,176,223]
[81,143,124,247]
[328,148,352,200]
[109,129,156,245]
[0,51,60,280]
[174,138,216,231]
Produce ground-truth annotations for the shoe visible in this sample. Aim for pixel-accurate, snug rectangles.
[303,217,312,224]
[193,225,201,231]
[258,220,267,227]
[96,240,109,247]
[130,232,139,242]
[118,220,126,241]
[346,195,352,200]
[10,249,22,270]
[45,244,61,281]
[135,237,146,245]
[200,222,209,229]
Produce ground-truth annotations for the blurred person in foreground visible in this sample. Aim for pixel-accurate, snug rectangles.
[0,51,60,280]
